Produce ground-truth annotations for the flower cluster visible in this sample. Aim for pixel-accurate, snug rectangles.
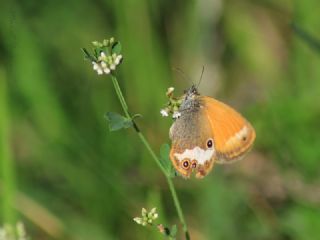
[0,222,29,240]
[92,52,122,75]
[82,37,123,76]
[133,208,158,226]
[160,87,183,119]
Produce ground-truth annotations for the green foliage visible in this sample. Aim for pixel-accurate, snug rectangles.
[111,42,122,55]
[1,0,320,239]
[169,225,177,239]
[105,112,132,131]
[159,144,176,178]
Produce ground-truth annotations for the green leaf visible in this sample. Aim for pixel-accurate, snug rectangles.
[111,41,122,55]
[93,48,99,59]
[105,112,132,131]
[160,144,176,178]
[170,225,177,238]
[81,48,95,62]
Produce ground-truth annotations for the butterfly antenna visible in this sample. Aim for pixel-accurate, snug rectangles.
[197,66,205,88]
[172,67,192,83]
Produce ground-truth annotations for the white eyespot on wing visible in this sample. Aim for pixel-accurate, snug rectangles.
[174,147,215,165]
[226,126,249,146]
[236,126,249,140]
[216,125,251,164]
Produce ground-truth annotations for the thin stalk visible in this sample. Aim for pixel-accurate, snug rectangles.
[0,70,16,224]
[110,75,190,240]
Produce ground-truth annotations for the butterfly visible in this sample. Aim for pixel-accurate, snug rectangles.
[169,85,256,178]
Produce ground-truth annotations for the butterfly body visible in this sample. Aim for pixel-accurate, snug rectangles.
[169,86,255,178]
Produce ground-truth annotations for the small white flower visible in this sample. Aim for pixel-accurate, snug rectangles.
[92,61,105,75]
[133,207,159,226]
[133,217,143,225]
[103,67,111,74]
[100,52,106,58]
[110,64,116,70]
[150,208,157,215]
[173,111,181,119]
[115,55,123,65]
[142,208,147,217]
[101,61,107,68]
[160,109,169,117]
[92,62,99,70]
[166,87,174,96]
[149,208,158,220]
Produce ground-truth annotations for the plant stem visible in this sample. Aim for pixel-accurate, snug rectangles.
[110,75,190,240]
[0,70,16,224]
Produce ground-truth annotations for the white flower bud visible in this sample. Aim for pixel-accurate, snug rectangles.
[101,61,107,68]
[103,67,110,74]
[115,55,123,65]
[92,62,99,70]
[173,111,181,119]
[142,208,147,217]
[166,87,174,96]
[160,109,169,117]
[133,217,143,224]
[110,64,116,70]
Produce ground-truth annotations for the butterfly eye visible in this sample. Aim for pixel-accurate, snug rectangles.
[181,159,190,169]
[206,139,213,148]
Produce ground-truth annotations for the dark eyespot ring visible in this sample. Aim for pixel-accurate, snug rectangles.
[242,136,247,141]
[191,160,197,169]
[182,159,190,169]
[207,139,213,148]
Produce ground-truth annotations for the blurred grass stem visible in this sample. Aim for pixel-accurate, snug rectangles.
[0,70,16,224]
[110,75,190,240]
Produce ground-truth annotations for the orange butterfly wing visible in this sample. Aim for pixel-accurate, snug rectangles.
[201,96,256,163]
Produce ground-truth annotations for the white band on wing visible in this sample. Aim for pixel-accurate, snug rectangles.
[174,147,215,165]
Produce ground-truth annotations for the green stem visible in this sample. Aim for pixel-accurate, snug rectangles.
[110,75,190,240]
[0,69,16,224]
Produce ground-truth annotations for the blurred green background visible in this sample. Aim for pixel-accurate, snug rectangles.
[1,0,320,239]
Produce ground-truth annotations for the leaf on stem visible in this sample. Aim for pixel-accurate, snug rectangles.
[81,48,95,62]
[160,144,176,178]
[111,41,122,55]
[105,112,132,131]
[170,225,177,238]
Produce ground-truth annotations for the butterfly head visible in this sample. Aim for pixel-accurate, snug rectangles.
[184,85,200,100]
[178,85,201,113]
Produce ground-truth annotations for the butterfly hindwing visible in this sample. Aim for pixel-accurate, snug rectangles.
[169,105,216,178]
